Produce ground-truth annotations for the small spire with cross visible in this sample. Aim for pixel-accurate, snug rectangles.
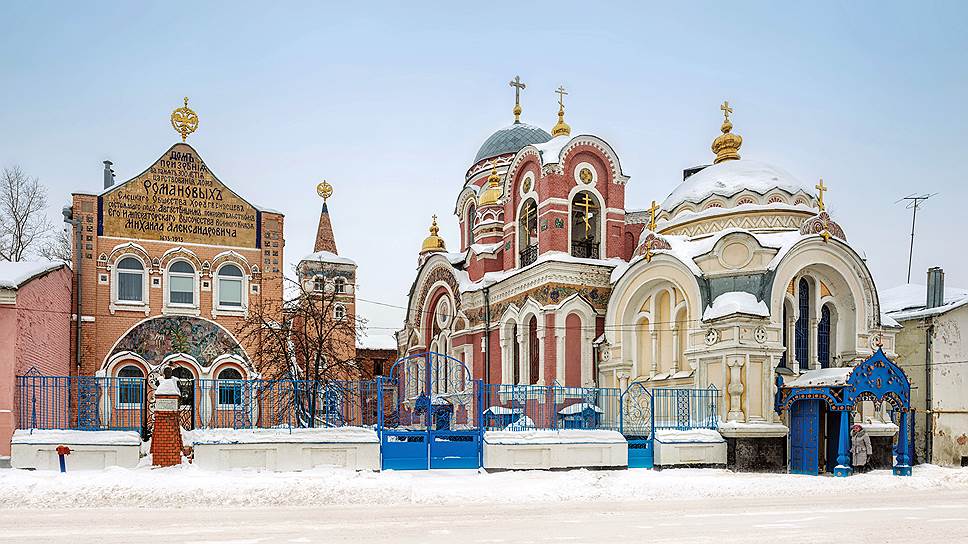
[552,85,571,137]
[720,100,733,123]
[712,99,742,163]
[646,200,660,232]
[509,75,526,123]
[815,178,828,212]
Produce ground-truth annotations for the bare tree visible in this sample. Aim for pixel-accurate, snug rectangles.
[0,166,52,261]
[39,226,72,261]
[234,267,365,427]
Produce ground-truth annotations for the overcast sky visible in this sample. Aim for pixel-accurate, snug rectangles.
[1,2,965,335]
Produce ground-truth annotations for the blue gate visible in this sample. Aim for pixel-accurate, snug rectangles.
[620,382,654,469]
[790,399,821,475]
[378,352,482,470]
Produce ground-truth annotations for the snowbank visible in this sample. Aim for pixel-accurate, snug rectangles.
[183,427,379,445]
[1,464,965,509]
[485,430,624,445]
[655,429,724,444]
[12,430,141,446]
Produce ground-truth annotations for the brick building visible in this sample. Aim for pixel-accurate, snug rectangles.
[68,101,285,390]
[0,261,73,459]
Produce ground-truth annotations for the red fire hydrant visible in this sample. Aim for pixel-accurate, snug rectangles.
[56,445,71,473]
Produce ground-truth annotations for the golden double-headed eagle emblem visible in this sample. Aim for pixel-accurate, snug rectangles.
[171,97,199,142]
[317,181,333,201]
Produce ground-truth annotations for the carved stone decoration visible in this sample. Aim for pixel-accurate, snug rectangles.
[753,326,768,344]
[800,211,847,242]
[704,329,719,346]
[633,233,672,258]
[726,356,746,422]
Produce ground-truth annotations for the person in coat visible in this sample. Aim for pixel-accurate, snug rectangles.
[851,423,873,472]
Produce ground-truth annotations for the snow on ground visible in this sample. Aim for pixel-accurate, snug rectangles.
[12,429,141,446]
[0,464,966,509]
[655,428,725,443]
[183,426,379,444]
[484,429,624,444]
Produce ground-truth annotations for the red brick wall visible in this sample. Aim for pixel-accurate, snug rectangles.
[15,267,73,376]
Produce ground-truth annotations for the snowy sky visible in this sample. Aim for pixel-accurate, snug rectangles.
[1,2,965,335]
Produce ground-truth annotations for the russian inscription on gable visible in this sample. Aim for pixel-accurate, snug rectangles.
[101,144,258,248]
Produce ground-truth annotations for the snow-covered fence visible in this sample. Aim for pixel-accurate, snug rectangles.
[15,373,144,432]
[652,386,719,431]
[481,383,622,431]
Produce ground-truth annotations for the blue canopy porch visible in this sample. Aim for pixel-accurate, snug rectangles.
[774,348,913,477]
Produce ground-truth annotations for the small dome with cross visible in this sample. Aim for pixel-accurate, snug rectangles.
[473,122,552,166]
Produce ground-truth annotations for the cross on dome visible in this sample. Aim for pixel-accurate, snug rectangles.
[815,178,828,211]
[720,100,733,122]
[552,85,571,137]
[646,200,660,232]
[509,75,526,122]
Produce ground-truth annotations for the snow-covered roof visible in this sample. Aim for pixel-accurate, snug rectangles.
[469,242,502,256]
[661,159,814,211]
[881,283,968,321]
[785,367,852,388]
[484,406,523,415]
[557,402,604,415]
[531,135,571,165]
[0,260,68,289]
[461,251,622,293]
[356,334,398,351]
[703,291,769,321]
[299,250,356,266]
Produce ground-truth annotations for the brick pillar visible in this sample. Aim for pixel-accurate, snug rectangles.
[151,377,183,467]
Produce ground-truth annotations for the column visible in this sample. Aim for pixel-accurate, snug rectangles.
[151,375,184,467]
[894,411,912,476]
[516,330,527,385]
[726,356,745,422]
[834,410,852,477]
[650,330,659,378]
[536,326,546,386]
[670,325,679,375]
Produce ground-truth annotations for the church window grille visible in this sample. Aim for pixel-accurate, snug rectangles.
[217,367,244,407]
[570,191,600,259]
[795,278,810,368]
[117,365,144,407]
[818,304,831,369]
[466,204,476,246]
[737,197,756,205]
[768,195,785,204]
[217,264,244,308]
[116,257,144,303]
[168,261,196,306]
[519,199,538,266]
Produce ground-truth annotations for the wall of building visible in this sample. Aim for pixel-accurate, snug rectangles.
[895,306,968,466]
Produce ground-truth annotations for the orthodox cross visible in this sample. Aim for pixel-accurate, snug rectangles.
[576,193,595,237]
[556,86,568,109]
[521,202,534,236]
[815,178,827,211]
[720,100,733,123]
[646,200,660,231]
[509,75,526,123]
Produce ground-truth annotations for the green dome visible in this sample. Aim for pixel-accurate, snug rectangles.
[473,122,552,164]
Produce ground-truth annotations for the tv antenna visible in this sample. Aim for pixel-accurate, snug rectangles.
[897,193,937,283]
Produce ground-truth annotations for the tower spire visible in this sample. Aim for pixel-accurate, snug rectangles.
[552,85,571,137]
[313,181,338,254]
[509,75,526,123]
[711,100,742,163]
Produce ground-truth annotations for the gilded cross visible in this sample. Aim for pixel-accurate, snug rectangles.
[720,100,733,122]
[556,85,568,108]
[509,76,526,105]
[646,200,660,231]
[521,202,534,237]
[815,178,827,211]
[576,193,595,236]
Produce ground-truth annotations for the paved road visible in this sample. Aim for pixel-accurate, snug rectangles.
[2,490,967,543]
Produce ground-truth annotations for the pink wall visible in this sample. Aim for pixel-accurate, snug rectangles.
[0,266,72,457]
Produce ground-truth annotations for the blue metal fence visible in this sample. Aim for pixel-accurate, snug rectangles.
[481,383,623,431]
[15,374,145,431]
[652,386,720,430]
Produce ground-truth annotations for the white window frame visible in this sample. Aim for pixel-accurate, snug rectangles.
[164,259,200,316]
[110,254,149,314]
[115,364,145,409]
[334,303,347,321]
[313,276,325,292]
[213,263,248,317]
[215,368,245,410]
[334,276,346,294]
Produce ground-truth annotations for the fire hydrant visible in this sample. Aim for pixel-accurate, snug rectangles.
[55,445,71,473]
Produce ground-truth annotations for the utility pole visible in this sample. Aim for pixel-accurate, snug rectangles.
[898,194,935,283]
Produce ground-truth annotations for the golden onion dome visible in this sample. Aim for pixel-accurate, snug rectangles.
[712,100,742,164]
[478,168,504,206]
[420,215,447,254]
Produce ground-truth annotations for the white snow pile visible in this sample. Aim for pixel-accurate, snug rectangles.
[785,367,853,388]
[299,250,356,266]
[183,427,379,445]
[11,429,141,446]
[1,464,966,509]
[880,282,968,321]
[484,429,625,445]
[655,429,725,444]
[703,291,769,321]
[0,260,66,289]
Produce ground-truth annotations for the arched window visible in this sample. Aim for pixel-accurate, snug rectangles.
[334,304,346,320]
[313,276,325,292]
[217,264,244,308]
[466,203,476,246]
[795,278,810,368]
[527,315,539,384]
[334,277,346,294]
[117,364,144,407]
[571,191,600,258]
[116,257,145,303]
[818,304,832,369]
[519,199,538,266]
[168,261,196,306]
[217,367,244,407]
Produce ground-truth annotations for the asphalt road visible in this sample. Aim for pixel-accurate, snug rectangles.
[2,489,967,544]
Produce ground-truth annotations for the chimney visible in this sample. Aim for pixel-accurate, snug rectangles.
[926,267,944,309]
[103,160,115,189]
